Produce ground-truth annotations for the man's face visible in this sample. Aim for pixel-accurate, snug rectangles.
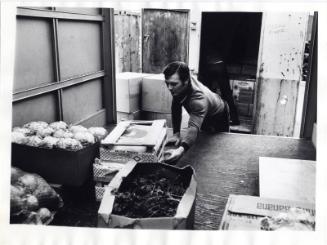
[165,73,188,97]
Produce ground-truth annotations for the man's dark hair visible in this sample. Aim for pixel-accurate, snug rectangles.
[163,61,190,84]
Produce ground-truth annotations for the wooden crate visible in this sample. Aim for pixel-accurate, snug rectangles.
[100,120,167,163]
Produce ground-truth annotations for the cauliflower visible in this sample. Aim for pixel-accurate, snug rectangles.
[13,127,33,136]
[23,121,48,133]
[11,167,24,184]
[25,136,43,147]
[26,194,39,211]
[49,121,68,130]
[37,208,53,223]
[18,174,38,192]
[69,125,88,134]
[73,131,95,145]
[53,129,73,139]
[11,185,25,198]
[56,138,83,150]
[12,131,28,145]
[88,127,108,140]
[40,136,59,149]
[36,127,55,138]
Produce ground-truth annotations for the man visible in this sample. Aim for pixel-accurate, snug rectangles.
[163,61,230,164]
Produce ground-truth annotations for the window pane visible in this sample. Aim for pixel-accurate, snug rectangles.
[62,79,103,124]
[12,93,57,127]
[57,21,102,79]
[14,18,54,91]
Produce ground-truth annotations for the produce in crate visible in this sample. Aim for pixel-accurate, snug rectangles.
[36,127,55,138]
[53,129,74,139]
[69,125,88,133]
[10,167,63,225]
[88,127,108,140]
[13,127,33,136]
[111,168,187,218]
[56,138,83,150]
[23,121,48,132]
[260,207,315,231]
[41,136,59,149]
[12,121,108,151]
[73,131,95,145]
[25,136,42,147]
[49,121,68,130]
[12,131,28,145]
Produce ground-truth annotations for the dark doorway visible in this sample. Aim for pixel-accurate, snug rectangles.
[198,12,262,133]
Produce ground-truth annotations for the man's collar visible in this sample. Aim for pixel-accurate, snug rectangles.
[174,79,192,104]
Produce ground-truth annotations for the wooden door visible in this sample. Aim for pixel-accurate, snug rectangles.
[114,10,141,73]
[254,12,309,137]
[142,9,190,73]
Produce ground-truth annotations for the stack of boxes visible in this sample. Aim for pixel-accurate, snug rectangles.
[116,72,189,128]
[230,79,255,118]
[115,72,149,121]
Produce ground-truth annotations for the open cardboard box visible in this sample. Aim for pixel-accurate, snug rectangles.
[220,195,315,230]
[98,161,197,229]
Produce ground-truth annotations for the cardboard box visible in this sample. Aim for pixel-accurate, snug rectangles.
[220,195,315,230]
[98,161,197,229]
[232,79,255,103]
[116,73,150,113]
[100,120,167,163]
[11,142,100,186]
[117,110,141,122]
[142,74,172,113]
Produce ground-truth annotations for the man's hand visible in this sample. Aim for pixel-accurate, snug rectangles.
[163,146,185,164]
[165,132,181,147]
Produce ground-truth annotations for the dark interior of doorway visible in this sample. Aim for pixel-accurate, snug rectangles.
[198,12,262,134]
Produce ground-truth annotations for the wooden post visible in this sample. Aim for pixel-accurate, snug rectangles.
[254,12,309,136]
[102,8,117,124]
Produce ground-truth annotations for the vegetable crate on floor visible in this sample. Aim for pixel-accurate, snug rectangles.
[98,161,197,229]
[100,120,167,163]
[11,142,100,186]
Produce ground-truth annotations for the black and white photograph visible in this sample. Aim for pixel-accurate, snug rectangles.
[0,1,326,245]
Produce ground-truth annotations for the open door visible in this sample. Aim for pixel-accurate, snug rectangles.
[142,9,190,73]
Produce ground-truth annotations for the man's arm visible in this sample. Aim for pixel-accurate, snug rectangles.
[171,98,182,134]
[180,99,207,151]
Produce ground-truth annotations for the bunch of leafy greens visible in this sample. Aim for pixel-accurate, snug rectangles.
[112,169,187,218]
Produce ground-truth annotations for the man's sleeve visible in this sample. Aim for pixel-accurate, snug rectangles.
[181,99,207,151]
[171,98,182,134]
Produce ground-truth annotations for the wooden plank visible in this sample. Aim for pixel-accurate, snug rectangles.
[259,157,315,203]
[143,119,166,146]
[17,7,104,21]
[101,121,130,145]
[102,9,116,124]
[13,71,105,102]
[254,78,299,136]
